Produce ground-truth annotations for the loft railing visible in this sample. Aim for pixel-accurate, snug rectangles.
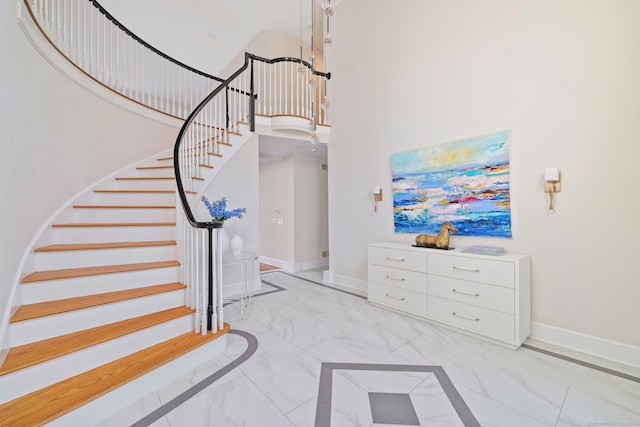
[175,53,330,333]
[24,0,332,334]
[24,0,224,118]
[251,55,331,126]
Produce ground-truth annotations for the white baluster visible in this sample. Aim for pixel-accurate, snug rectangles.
[216,227,223,331]
[201,227,206,332]
[201,229,208,336]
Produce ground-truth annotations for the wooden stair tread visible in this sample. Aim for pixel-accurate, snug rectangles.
[21,260,180,283]
[0,325,229,426]
[52,222,176,228]
[3,305,192,374]
[94,189,175,193]
[35,241,176,252]
[156,156,172,161]
[199,164,214,169]
[11,282,186,323]
[208,152,223,157]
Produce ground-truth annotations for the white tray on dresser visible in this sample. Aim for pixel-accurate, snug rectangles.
[368,242,531,349]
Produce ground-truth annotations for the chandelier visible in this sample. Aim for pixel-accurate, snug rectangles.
[302,0,334,145]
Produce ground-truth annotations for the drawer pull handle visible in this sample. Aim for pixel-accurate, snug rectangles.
[452,289,480,297]
[386,256,405,262]
[453,266,480,273]
[452,312,480,321]
[386,293,405,301]
[386,275,405,281]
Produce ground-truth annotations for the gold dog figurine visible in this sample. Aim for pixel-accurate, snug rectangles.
[415,222,458,249]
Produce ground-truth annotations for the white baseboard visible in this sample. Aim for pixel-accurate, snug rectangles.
[324,271,368,297]
[530,322,640,370]
[258,256,329,273]
[259,256,294,272]
[292,258,329,273]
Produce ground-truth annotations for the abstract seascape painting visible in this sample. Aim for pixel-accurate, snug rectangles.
[391,131,512,238]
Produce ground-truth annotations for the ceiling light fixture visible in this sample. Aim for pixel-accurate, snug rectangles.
[301,0,335,145]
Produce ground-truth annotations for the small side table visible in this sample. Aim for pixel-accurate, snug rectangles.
[222,251,258,319]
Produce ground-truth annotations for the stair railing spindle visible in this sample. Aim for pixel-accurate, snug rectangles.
[215,228,223,331]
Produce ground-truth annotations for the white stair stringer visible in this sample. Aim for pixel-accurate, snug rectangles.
[0,312,192,405]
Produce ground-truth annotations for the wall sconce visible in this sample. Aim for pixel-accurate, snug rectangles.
[544,167,561,211]
[373,185,383,213]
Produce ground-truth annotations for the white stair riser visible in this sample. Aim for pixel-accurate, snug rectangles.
[0,314,192,404]
[49,335,228,427]
[53,225,176,244]
[70,207,176,223]
[104,179,177,191]
[35,245,177,271]
[75,192,178,206]
[21,266,180,304]
[11,289,186,346]
[132,167,175,178]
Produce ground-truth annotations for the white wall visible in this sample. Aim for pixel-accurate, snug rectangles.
[259,157,295,263]
[0,1,177,345]
[329,0,640,347]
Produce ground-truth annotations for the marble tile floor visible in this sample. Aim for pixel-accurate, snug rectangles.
[98,271,640,427]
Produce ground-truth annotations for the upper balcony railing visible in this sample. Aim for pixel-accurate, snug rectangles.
[24,0,331,125]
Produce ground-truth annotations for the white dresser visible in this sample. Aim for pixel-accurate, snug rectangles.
[368,242,531,349]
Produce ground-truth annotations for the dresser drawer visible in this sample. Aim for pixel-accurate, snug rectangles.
[368,282,428,316]
[369,246,428,273]
[429,275,514,314]
[369,264,428,294]
[429,253,515,288]
[428,296,514,342]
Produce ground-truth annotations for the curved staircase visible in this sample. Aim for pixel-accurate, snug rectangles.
[0,152,241,425]
[5,2,331,424]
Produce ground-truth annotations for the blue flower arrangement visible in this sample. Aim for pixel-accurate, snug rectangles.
[201,196,246,223]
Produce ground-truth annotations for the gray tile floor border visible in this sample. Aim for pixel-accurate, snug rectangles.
[521,343,640,384]
[130,330,259,427]
[266,270,367,300]
[369,392,420,425]
[256,278,289,295]
[314,362,481,427]
[223,280,286,321]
